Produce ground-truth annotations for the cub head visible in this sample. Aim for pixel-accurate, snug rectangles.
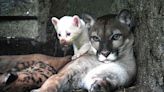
[85,9,135,62]
[0,72,18,88]
[51,15,85,46]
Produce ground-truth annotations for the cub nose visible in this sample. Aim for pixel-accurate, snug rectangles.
[101,50,110,57]
[60,39,67,45]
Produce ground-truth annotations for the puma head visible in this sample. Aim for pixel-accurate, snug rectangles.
[84,9,135,62]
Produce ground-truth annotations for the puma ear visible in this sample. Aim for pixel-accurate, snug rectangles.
[51,17,59,28]
[82,14,95,28]
[118,9,132,25]
[4,72,18,85]
[118,9,136,31]
[72,15,80,27]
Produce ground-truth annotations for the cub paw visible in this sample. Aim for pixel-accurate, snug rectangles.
[30,89,39,92]
[31,89,41,92]
[72,53,81,60]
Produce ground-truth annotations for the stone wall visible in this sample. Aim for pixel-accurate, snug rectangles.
[0,0,39,40]
[0,0,67,56]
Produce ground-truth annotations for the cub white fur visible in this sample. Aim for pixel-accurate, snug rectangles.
[51,15,95,59]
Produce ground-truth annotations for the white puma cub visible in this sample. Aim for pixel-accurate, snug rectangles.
[51,15,96,59]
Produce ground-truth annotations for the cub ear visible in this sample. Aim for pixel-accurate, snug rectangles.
[4,72,18,85]
[72,15,81,27]
[82,14,95,28]
[51,17,59,28]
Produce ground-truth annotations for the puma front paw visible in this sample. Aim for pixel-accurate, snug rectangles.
[89,78,111,92]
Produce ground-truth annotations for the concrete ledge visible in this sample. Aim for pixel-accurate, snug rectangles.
[0,20,38,39]
[0,0,38,16]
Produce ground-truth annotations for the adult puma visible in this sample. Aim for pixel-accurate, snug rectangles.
[31,9,136,92]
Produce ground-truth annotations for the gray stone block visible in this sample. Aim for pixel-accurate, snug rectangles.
[0,20,38,39]
[0,0,38,16]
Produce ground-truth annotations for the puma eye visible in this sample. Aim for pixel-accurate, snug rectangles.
[58,33,61,37]
[66,32,71,36]
[112,34,122,40]
[91,36,100,41]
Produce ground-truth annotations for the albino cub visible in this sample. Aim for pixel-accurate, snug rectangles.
[51,15,96,59]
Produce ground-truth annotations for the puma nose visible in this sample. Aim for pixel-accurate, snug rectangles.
[101,50,110,57]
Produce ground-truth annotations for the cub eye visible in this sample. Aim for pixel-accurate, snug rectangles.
[112,34,122,40]
[58,33,61,37]
[66,32,71,36]
[91,36,100,41]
